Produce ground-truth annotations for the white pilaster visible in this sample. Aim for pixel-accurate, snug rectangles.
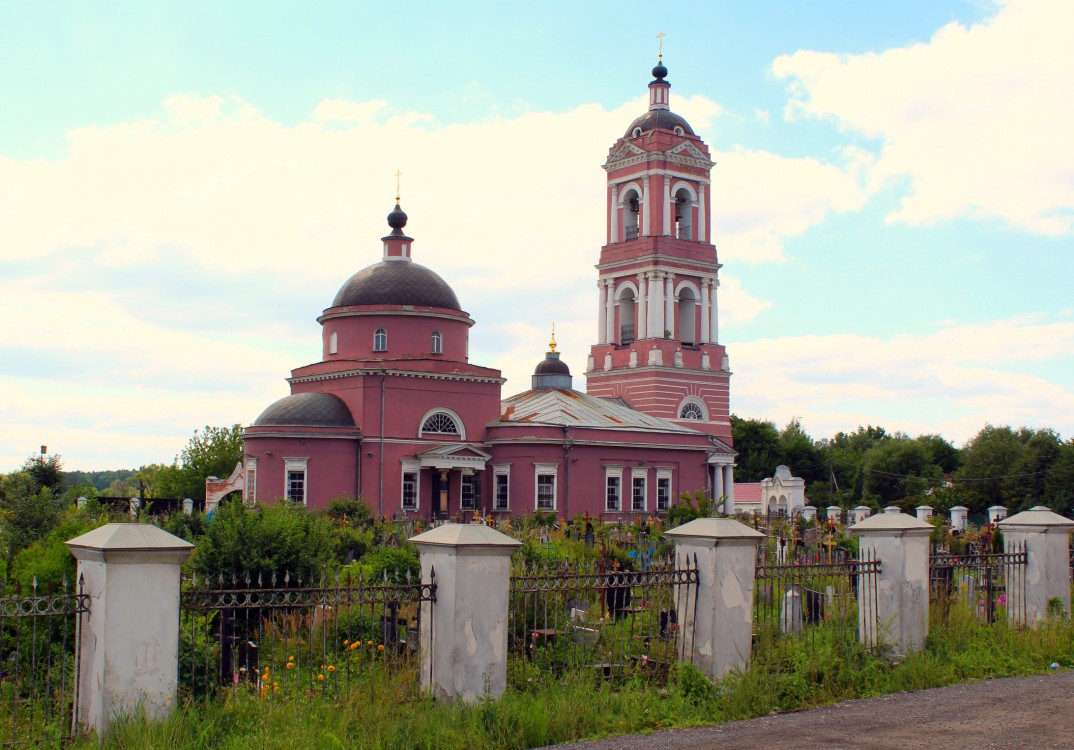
[597,280,607,344]
[700,279,711,343]
[698,183,707,243]
[642,178,651,237]
[605,280,615,344]
[609,185,618,244]
[709,276,719,344]
[662,175,672,236]
[713,463,725,500]
[637,273,647,339]
[650,272,664,336]
[664,273,674,338]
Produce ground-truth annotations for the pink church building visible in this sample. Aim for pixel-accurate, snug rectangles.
[238,57,736,520]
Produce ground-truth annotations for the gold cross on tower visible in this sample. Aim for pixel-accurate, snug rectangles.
[394,169,402,203]
[656,31,667,59]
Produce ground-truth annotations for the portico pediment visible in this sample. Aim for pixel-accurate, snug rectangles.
[416,443,491,471]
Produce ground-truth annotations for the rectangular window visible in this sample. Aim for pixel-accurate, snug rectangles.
[632,472,647,512]
[244,457,257,503]
[402,472,418,510]
[494,468,510,511]
[606,475,621,512]
[461,473,480,511]
[537,475,555,511]
[284,458,308,505]
[286,471,305,503]
[657,472,672,511]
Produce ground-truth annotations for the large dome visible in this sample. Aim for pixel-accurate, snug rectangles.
[331,261,461,310]
[624,109,695,138]
[253,392,355,427]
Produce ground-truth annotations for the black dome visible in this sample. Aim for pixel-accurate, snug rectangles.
[386,203,408,233]
[253,392,355,427]
[625,109,695,137]
[534,354,571,376]
[332,261,461,310]
[652,61,668,80]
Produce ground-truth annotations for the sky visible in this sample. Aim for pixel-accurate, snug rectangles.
[2,0,1073,473]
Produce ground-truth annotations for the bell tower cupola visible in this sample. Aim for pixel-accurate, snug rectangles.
[586,53,733,451]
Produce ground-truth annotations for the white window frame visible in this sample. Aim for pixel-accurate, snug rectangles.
[374,328,387,352]
[417,407,467,440]
[656,469,673,511]
[605,466,623,512]
[431,330,442,354]
[493,464,510,511]
[244,457,257,503]
[401,460,419,511]
[534,463,558,512]
[329,331,338,355]
[460,472,480,511]
[283,457,308,505]
[631,468,647,512]
[678,396,707,421]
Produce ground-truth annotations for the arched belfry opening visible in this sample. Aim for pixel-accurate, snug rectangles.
[622,188,641,241]
[677,286,697,344]
[674,187,694,240]
[617,287,637,344]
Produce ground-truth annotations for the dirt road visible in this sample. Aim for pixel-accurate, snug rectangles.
[544,671,1074,749]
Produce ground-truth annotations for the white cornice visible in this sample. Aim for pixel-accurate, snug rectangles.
[318,309,474,326]
[288,368,505,385]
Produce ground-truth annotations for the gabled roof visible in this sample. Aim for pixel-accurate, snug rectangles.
[733,482,763,504]
[492,388,700,434]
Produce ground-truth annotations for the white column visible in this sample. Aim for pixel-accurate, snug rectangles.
[66,524,194,735]
[700,280,711,343]
[709,276,719,344]
[662,175,672,236]
[664,273,674,338]
[637,273,647,339]
[723,465,735,514]
[713,464,725,501]
[605,280,615,344]
[597,280,607,344]
[642,178,651,237]
[609,184,618,244]
[698,183,707,243]
[650,272,664,336]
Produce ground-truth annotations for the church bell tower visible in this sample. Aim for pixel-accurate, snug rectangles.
[585,57,733,453]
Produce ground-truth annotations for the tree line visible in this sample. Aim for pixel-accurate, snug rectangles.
[731,416,1074,516]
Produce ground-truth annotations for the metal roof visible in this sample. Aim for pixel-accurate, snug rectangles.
[494,388,701,434]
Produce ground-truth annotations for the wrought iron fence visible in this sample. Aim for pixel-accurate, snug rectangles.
[930,542,1027,624]
[179,568,435,704]
[508,554,698,685]
[754,549,881,648]
[0,576,88,747]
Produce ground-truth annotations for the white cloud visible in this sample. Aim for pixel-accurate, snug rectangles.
[714,147,868,263]
[0,88,916,471]
[731,316,1074,445]
[772,0,1074,235]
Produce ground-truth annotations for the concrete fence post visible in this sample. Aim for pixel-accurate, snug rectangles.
[665,517,765,680]
[409,523,520,703]
[998,506,1074,626]
[65,524,193,736]
[851,510,932,657]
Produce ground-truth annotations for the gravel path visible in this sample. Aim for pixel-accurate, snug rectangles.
[541,671,1074,750]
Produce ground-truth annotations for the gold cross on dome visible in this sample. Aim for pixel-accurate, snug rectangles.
[656,31,666,59]
[394,169,402,202]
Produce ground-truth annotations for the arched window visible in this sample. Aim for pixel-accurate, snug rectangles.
[680,402,705,420]
[421,412,459,435]
[620,186,641,241]
[617,287,637,345]
[676,286,697,344]
[674,187,693,240]
[373,328,387,352]
[431,330,442,354]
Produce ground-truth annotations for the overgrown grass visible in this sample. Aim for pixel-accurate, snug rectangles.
[78,606,1074,750]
